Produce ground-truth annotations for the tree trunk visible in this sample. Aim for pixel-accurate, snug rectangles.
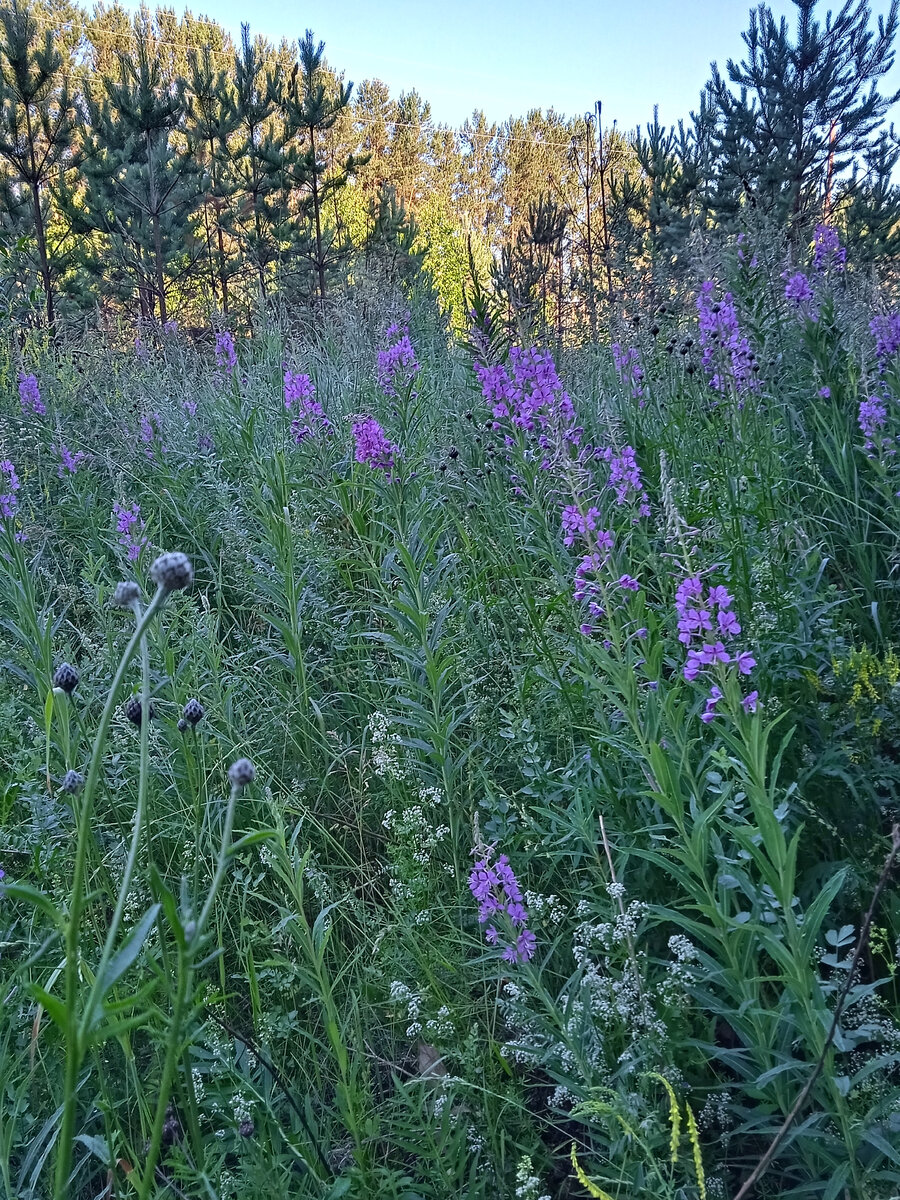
[310,126,326,303]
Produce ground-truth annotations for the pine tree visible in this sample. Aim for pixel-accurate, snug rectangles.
[66,33,200,322]
[186,45,239,312]
[0,0,75,329]
[708,0,900,231]
[281,29,360,303]
[224,23,283,299]
[843,130,900,262]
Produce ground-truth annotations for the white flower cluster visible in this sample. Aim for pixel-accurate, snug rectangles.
[382,801,449,866]
[368,711,409,781]
[389,982,453,1042]
[524,891,565,926]
[515,1153,551,1200]
[232,1092,252,1124]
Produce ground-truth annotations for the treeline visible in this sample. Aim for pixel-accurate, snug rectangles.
[2,0,900,337]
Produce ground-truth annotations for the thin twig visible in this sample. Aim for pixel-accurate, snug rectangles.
[733,823,900,1200]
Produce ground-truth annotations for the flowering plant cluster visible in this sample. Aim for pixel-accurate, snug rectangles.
[696,281,758,393]
[858,395,895,457]
[813,223,847,271]
[113,500,148,561]
[676,577,757,718]
[215,331,236,377]
[611,342,645,404]
[601,445,651,518]
[284,370,331,443]
[783,270,818,320]
[469,848,536,964]
[871,313,900,368]
[56,444,86,477]
[0,458,20,522]
[18,372,45,416]
[377,323,420,398]
[352,416,399,474]
[475,346,580,467]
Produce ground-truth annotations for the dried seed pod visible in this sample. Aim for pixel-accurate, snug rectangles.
[182,698,205,727]
[61,769,84,795]
[123,695,153,726]
[113,581,142,608]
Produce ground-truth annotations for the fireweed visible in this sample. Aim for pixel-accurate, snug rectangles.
[0,458,20,522]
[284,370,331,443]
[870,313,900,370]
[858,395,894,457]
[215,330,237,376]
[676,576,757,718]
[469,848,536,964]
[352,415,399,474]
[475,345,580,470]
[696,281,758,393]
[611,342,645,404]
[813,223,847,271]
[18,372,46,416]
[377,322,420,397]
[112,501,148,561]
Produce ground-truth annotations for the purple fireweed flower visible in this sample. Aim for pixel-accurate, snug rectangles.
[742,690,759,713]
[819,387,831,398]
[182,398,198,417]
[0,459,20,521]
[163,319,178,334]
[134,336,148,360]
[602,445,650,516]
[112,501,147,562]
[469,848,535,964]
[617,574,640,591]
[612,342,645,404]
[18,373,45,416]
[56,445,85,477]
[377,325,420,398]
[870,314,900,368]
[678,575,757,704]
[285,370,330,443]
[215,331,236,376]
[859,395,889,454]
[701,684,723,723]
[353,416,399,474]
[783,271,817,319]
[475,346,577,465]
[813,224,846,272]
[696,281,758,393]
[561,504,601,547]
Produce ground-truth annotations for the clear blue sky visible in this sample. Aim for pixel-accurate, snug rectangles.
[135,0,900,133]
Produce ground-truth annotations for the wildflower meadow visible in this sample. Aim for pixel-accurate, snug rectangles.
[3,0,900,1197]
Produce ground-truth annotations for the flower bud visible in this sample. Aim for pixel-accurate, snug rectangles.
[52,662,79,695]
[228,758,255,788]
[150,551,193,593]
[123,695,153,726]
[61,769,84,795]
[182,698,205,727]
[113,581,142,608]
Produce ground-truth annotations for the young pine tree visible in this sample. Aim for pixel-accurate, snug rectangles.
[282,29,360,303]
[708,0,900,232]
[68,36,200,323]
[186,46,239,313]
[0,0,75,329]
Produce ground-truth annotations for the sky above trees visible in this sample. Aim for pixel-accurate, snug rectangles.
[106,0,840,130]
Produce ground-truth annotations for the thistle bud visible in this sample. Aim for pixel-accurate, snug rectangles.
[113,581,142,608]
[177,718,188,733]
[182,698,205,727]
[228,758,255,788]
[52,662,79,694]
[150,551,194,593]
[123,695,153,726]
[61,769,84,795]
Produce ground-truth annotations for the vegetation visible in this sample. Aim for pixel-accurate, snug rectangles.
[3,2,900,1199]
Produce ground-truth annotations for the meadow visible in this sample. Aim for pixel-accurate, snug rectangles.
[2,227,900,1200]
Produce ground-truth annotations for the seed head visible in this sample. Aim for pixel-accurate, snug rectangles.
[113,580,142,608]
[52,662,79,694]
[123,695,153,726]
[177,718,188,733]
[182,698,205,727]
[61,769,84,795]
[150,551,194,593]
[228,758,255,788]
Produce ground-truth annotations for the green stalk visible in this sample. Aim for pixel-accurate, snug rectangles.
[54,586,165,1200]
